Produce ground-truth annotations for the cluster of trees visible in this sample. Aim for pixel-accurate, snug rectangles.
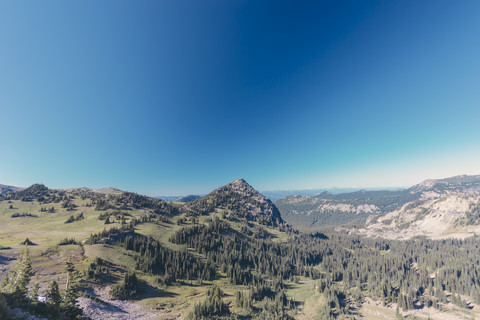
[98,210,132,225]
[65,212,84,224]
[85,224,135,244]
[187,285,231,319]
[0,184,68,204]
[40,206,56,213]
[90,191,178,215]
[457,200,480,226]
[87,227,216,281]
[11,212,37,218]
[85,257,109,282]
[61,198,77,211]
[58,237,78,245]
[110,272,139,299]
[0,246,84,319]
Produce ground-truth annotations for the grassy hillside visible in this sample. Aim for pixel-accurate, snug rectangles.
[3,181,480,319]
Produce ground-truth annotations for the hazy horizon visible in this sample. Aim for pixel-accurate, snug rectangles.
[1,1,480,195]
[3,171,478,198]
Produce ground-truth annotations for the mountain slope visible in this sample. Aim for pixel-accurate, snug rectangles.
[187,178,285,227]
[351,175,480,239]
[0,180,294,319]
[358,193,480,239]
[277,174,480,236]
[176,194,201,202]
[275,188,417,228]
[0,183,23,195]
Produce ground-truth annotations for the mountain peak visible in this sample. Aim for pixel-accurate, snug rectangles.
[189,179,285,227]
[229,178,249,186]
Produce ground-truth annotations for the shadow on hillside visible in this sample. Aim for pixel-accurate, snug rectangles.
[136,282,179,300]
[0,255,12,265]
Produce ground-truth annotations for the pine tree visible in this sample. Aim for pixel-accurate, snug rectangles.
[3,245,33,307]
[47,280,62,306]
[62,261,83,319]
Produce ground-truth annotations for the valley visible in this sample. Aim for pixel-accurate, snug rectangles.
[2,176,480,319]
[275,175,480,239]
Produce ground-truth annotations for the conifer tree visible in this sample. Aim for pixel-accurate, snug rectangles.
[62,261,83,319]
[47,280,62,306]
[2,245,33,307]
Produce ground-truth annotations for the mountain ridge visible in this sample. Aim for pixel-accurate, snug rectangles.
[275,174,480,239]
[0,184,24,195]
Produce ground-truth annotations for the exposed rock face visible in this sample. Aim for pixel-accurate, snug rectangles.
[277,174,480,237]
[188,179,284,226]
[355,175,480,239]
[276,189,416,227]
[358,194,480,239]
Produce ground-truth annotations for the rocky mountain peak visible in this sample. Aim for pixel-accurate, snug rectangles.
[221,178,257,195]
[189,179,285,227]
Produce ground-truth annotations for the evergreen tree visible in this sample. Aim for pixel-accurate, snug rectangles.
[2,245,33,307]
[62,261,83,319]
[47,280,62,306]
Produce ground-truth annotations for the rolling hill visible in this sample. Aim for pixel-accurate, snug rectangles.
[0,184,23,195]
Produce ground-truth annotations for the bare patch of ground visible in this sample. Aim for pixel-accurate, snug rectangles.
[358,298,480,320]
[358,195,480,240]
[78,286,180,320]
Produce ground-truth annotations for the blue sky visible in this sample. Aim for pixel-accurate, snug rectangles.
[1,0,480,195]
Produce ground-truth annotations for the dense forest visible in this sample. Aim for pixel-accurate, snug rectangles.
[76,214,480,319]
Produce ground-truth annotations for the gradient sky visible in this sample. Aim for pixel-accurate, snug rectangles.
[1,1,480,195]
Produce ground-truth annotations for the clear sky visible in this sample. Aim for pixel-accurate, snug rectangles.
[1,1,480,196]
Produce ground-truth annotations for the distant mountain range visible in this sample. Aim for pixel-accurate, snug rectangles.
[157,194,202,202]
[275,174,480,238]
[261,187,401,201]
[158,187,399,202]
